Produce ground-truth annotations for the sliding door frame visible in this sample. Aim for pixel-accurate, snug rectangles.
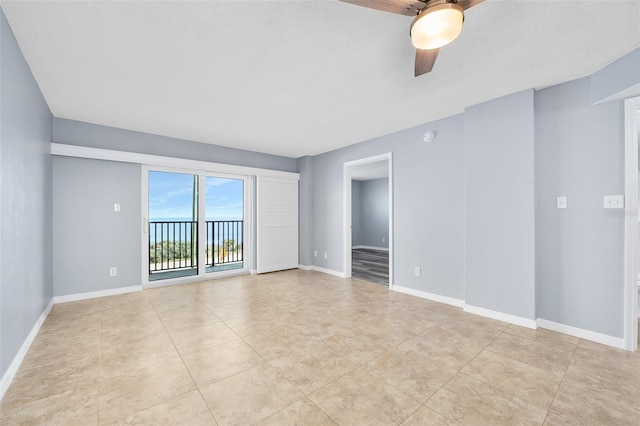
[141,165,251,289]
[203,171,251,279]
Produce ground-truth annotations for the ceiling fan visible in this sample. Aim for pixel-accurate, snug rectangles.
[338,0,484,77]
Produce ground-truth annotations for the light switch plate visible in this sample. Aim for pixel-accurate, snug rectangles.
[556,196,567,209]
[603,195,624,209]
[114,203,121,212]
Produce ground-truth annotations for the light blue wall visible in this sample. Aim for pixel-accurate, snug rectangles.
[351,180,363,246]
[50,119,301,294]
[465,90,536,320]
[53,157,141,297]
[590,48,640,104]
[536,76,624,337]
[306,47,632,340]
[352,178,389,249]
[0,8,53,379]
[298,156,313,266]
[53,118,298,173]
[310,114,466,299]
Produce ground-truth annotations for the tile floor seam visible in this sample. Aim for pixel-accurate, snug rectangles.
[420,326,509,424]
[397,403,425,426]
[359,348,429,406]
[5,272,636,425]
[144,294,212,426]
[392,398,427,426]
[307,363,417,426]
[245,396,306,426]
[187,326,277,393]
[303,361,367,402]
[480,345,566,380]
[420,371,469,425]
[250,396,335,426]
[541,337,581,425]
[419,402,461,426]
[307,396,340,426]
[96,297,110,425]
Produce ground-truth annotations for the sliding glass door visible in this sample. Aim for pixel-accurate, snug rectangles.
[205,175,245,273]
[148,171,199,281]
[144,167,249,285]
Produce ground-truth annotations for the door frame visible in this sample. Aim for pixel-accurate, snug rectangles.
[343,153,394,287]
[203,171,252,278]
[141,165,252,289]
[623,96,640,351]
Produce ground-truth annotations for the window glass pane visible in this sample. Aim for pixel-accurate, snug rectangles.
[205,177,244,273]
[148,171,198,281]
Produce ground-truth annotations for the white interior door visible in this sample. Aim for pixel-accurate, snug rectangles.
[256,176,299,273]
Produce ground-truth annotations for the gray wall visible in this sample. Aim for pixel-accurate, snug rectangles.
[50,118,302,291]
[53,118,298,173]
[352,178,389,249]
[52,157,141,297]
[351,180,363,246]
[0,8,53,379]
[464,90,536,320]
[310,114,466,300]
[306,56,630,340]
[590,48,640,104]
[298,156,313,266]
[535,76,624,337]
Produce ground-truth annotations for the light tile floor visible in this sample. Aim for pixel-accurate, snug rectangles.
[1,270,639,425]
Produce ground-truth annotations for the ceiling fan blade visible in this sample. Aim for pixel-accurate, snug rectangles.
[457,0,484,10]
[415,48,439,77]
[337,0,426,17]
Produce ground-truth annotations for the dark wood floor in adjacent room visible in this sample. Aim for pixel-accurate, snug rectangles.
[352,248,389,285]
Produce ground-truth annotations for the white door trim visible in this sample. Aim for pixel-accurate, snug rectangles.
[141,165,253,288]
[343,153,394,288]
[203,172,252,277]
[623,96,640,351]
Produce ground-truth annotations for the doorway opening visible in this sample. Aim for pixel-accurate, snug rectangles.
[343,153,393,287]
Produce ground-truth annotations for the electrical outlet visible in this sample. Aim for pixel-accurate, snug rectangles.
[113,203,121,212]
[415,267,421,277]
[324,252,328,259]
[109,267,117,277]
[603,195,624,209]
[314,250,317,257]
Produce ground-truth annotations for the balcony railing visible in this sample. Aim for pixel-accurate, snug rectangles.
[149,220,243,275]
[149,221,198,274]
[205,220,243,267]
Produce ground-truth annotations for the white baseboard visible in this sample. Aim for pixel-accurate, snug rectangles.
[144,279,200,289]
[298,265,347,278]
[391,285,465,308]
[250,269,257,275]
[536,318,625,349]
[53,285,142,304]
[464,304,537,330]
[352,245,390,252]
[0,299,54,400]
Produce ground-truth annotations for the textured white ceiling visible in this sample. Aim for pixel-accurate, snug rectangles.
[2,0,639,158]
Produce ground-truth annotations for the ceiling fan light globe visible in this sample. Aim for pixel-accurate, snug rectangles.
[410,3,464,50]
